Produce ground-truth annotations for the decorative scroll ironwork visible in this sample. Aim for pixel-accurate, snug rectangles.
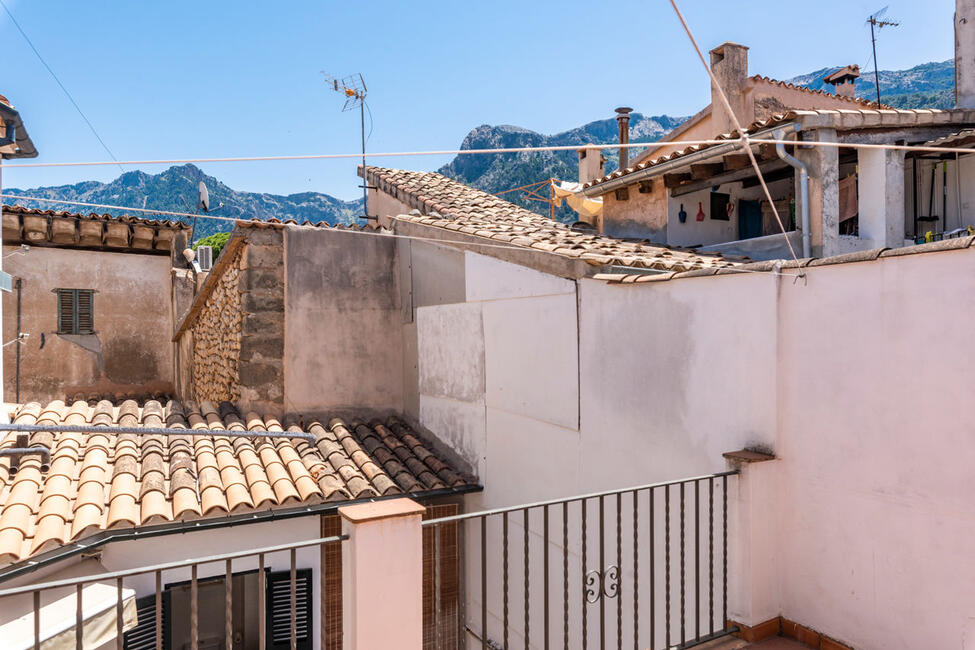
[585,565,620,603]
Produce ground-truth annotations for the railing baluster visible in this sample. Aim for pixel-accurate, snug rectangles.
[582,499,588,650]
[680,481,686,646]
[259,553,267,650]
[616,492,622,650]
[33,590,40,650]
[76,583,83,650]
[226,559,233,649]
[695,479,700,640]
[191,564,199,650]
[563,501,569,650]
[481,516,488,650]
[544,504,550,650]
[290,547,298,650]
[116,578,124,650]
[504,511,509,650]
[435,524,443,650]
[632,490,639,650]
[709,476,715,635]
[155,570,162,650]
[525,508,530,650]
[599,495,605,650]
[664,484,670,650]
[723,478,728,631]
[649,488,655,650]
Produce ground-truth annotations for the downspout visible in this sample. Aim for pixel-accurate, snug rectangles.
[773,124,811,258]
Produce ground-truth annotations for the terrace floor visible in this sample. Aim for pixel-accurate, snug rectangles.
[701,636,807,649]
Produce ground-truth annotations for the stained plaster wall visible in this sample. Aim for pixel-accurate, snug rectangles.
[284,226,405,416]
[1,246,174,403]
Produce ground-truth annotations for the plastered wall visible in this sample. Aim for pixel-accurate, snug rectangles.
[1,246,175,403]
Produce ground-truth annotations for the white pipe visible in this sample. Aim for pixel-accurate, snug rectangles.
[773,125,811,258]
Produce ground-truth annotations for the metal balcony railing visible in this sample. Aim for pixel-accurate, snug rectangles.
[422,471,739,650]
[0,534,346,650]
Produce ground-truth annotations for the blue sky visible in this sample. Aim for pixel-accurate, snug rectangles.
[0,0,956,201]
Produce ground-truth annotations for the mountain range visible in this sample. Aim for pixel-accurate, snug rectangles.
[4,60,956,228]
[4,164,362,239]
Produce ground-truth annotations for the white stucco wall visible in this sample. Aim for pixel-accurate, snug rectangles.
[413,244,975,650]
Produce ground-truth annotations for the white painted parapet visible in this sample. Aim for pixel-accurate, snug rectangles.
[725,451,780,629]
[340,498,426,650]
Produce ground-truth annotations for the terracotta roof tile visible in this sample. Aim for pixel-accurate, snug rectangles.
[362,167,741,272]
[0,399,475,565]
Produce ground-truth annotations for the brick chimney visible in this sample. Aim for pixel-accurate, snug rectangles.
[823,65,860,99]
[957,0,975,107]
[615,107,632,170]
[709,42,750,134]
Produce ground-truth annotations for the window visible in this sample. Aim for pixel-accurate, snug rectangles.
[56,289,94,334]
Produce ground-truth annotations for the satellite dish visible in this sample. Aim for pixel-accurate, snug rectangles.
[197,181,210,213]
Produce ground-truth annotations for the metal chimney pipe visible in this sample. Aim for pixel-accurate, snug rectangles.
[615,107,633,170]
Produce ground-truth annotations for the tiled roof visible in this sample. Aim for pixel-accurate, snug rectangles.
[2,204,189,230]
[593,235,975,284]
[584,108,975,192]
[924,128,975,148]
[363,166,742,272]
[0,399,474,564]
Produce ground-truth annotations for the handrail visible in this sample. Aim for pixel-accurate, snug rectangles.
[0,534,348,598]
[421,470,739,526]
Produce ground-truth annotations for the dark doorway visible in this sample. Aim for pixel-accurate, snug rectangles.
[738,199,763,240]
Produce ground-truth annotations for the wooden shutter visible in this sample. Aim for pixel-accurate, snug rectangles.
[56,289,74,334]
[266,568,313,650]
[76,290,94,333]
[321,515,343,650]
[422,503,460,650]
[123,592,172,650]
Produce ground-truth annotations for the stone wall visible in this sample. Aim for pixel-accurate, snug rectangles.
[191,245,243,403]
[188,228,286,412]
[237,228,285,411]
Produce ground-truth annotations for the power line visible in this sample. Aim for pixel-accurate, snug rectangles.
[1,137,973,171]
[0,0,124,173]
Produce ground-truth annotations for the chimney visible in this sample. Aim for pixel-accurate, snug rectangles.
[577,146,605,184]
[615,107,632,171]
[957,0,975,107]
[823,65,860,99]
[709,42,750,134]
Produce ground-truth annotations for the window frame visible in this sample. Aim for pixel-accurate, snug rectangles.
[55,288,95,335]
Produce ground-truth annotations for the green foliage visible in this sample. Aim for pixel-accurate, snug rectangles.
[192,232,230,257]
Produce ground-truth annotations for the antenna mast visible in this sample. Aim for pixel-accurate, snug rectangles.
[322,72,369,219]
[866,7,899,104]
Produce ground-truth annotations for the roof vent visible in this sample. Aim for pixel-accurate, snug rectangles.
[196,245,214,272]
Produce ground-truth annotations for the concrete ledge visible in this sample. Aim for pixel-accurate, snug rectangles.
[723,449,776,463]
[339,498,425,524]
[879,235,975,257]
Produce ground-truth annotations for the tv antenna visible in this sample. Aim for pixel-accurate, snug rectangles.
[322,72,369,219]
[866,6,899,104]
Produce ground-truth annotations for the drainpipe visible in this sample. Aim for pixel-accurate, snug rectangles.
[773,124,810,258]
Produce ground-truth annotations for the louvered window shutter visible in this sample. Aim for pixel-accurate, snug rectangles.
[76,290,94,333]
[265,568,313,650]
[56,289,94,334]
[56,289,74,334]
[123,592,172,650]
